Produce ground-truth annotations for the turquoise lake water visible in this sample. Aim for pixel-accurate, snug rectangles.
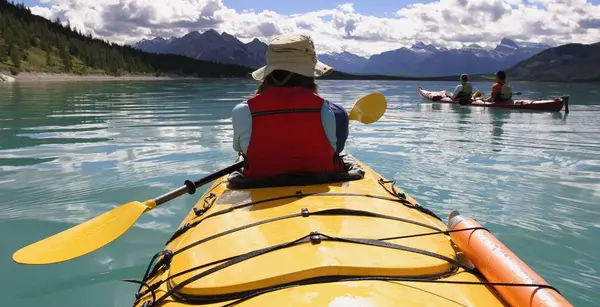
[1,79,599,306]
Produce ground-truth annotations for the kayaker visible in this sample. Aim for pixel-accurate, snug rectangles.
[486,70,513,102]
[231,33,348,179]
[449,73,473,105]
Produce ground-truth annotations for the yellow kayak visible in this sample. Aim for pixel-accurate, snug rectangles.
[130,155,572,307]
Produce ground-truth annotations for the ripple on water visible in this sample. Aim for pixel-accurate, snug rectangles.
[0,80,599,307]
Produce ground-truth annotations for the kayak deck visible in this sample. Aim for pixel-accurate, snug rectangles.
[417,87,568,112]
[169,185,454,296]
[131,157,509,306]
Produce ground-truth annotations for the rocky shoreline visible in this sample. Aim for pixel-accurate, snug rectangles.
[0,72,16,82]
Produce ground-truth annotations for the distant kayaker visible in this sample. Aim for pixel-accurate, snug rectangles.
[449,73,473,105]
[486,70,513,102]
[231,33,348,179]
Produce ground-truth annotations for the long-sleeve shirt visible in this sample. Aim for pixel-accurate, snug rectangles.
[450,84,465,100]
[231,100,337,154]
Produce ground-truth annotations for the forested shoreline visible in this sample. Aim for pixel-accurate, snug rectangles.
[0,0,254,77]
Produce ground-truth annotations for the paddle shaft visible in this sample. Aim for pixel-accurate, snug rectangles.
[153,161,244,205]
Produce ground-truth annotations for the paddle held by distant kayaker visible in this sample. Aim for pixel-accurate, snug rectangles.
[231,33,349,179]
[486,70,513,102]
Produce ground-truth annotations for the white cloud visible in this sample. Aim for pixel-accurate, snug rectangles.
[338,3,355,13]
[30,6,52,20]
[28,0,600,57]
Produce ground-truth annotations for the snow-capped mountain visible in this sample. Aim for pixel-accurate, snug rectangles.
[133,36,177,54]
[359,38,552,77]
[315,38,551,76]
[132,32,552,77]
[317,52,369,74]
[132,30,268,69]
[411,42,440,54]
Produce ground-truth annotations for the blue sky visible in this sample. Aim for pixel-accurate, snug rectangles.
[217,0,600,12]
[19,0,600,56]
[18,0,600,13]
[17,0,439,17]
[17,0,37,7]
[220,0,437,16]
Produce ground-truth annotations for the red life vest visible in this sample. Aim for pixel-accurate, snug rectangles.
[243,86,344,179]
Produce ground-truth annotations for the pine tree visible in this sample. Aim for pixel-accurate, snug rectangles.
[45,49,53,67]
[4,27,14,44]
[0,47,5,63]
[10,44,21,68]
[59,44,72,71]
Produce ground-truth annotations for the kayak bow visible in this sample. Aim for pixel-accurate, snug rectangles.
[130,156,573,307]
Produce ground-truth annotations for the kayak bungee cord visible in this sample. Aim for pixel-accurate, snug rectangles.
[379,226,486,241]
[130,210,478,306]
[129,172,563,306]
[377,179,442,221]
[134,188,442,291]
[130,224,564,307]
[130,206,448,303]
[129,227,563,307]
[165,191,424,242]
[130,231,471,306]
[173,207,441,256]
[165,180,441,245]
[128,175,453,306]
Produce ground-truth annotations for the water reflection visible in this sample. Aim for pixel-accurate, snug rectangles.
[490,109,511,145]
[455,105,472,134]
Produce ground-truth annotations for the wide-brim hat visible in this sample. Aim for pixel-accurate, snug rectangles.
[251,33,333,81]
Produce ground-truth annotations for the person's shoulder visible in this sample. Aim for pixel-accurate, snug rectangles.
[325,100,347,111]
[232,100,250,114]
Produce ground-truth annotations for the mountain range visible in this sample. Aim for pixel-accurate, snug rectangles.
[133,31,552,77]
[359,39,552,77]
[133,29,268,69]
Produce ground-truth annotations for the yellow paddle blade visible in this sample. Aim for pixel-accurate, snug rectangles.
[349,92,387,124]
[12,200,153,265]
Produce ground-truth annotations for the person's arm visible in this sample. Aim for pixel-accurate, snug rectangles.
[325,101,350,154]
[489,83,501,102]
[231,102,252,154]
[321,101,337,152]
[450,84,462,100]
